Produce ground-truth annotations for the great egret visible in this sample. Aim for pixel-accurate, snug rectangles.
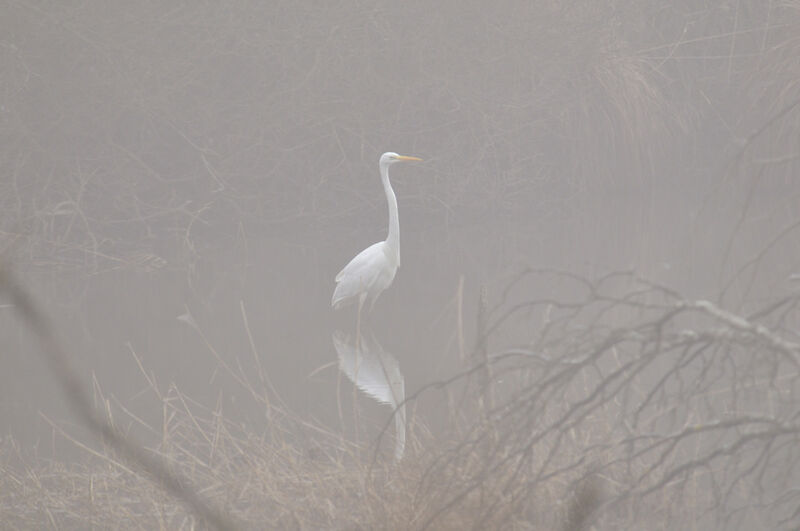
[331,152,422,312]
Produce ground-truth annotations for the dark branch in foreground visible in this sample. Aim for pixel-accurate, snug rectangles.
[0,267,238,530]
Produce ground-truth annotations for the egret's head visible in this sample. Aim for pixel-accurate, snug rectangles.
[380,152,423,166]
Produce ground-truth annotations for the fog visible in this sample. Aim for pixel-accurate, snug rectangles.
[2,1,800,529]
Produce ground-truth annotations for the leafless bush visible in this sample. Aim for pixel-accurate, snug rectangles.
[403,268,800,529]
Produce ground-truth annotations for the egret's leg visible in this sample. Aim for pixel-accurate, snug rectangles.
[356,292,366,351]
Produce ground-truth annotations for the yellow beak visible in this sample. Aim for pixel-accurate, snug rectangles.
[396,155,423,162]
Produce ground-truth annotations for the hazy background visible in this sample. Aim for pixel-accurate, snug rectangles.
[1,1,799,524]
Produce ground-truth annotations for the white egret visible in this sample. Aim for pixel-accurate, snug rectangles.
[331,152,422,312]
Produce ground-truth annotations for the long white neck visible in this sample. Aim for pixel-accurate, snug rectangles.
[380,160,400,265]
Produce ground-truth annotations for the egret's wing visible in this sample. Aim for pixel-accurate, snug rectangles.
[332,242,387,307]
[335,241,383,281]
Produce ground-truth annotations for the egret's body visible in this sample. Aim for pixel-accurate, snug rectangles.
[332,152,421,311]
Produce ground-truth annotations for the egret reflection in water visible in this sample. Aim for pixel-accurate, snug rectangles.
[333,328,406,461]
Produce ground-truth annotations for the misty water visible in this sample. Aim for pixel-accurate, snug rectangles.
[2,2,800,528]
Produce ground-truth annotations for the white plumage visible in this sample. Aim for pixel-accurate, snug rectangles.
[331,152,422,312]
